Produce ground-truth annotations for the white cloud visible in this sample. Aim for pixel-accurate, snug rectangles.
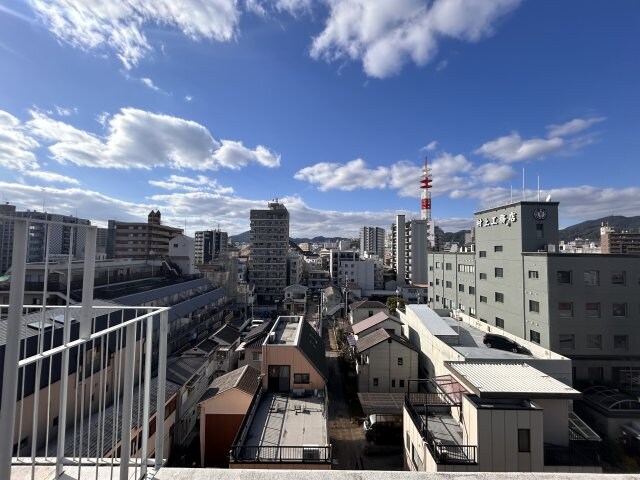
[141,77,161,92]
[24,170,80,184]
[54,105,77,116]
[546,117,606,138]
[421,140,438,151]
[294,158,390,191]
[24,108,280,171]
[310,0,521,78]
[28,0,241,69]
[436,59,448,71]
[274,0,312,16]
[184,95,193,102]
[476,162,514,184]
[0,110,40,171]
[149,174,234,194]
[475,132,564,163]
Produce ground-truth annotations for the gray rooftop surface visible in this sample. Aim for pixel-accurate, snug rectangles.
[239,393,328,450]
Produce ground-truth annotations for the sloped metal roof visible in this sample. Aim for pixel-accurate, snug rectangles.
[199,365,261,403]
[352,311,400,335]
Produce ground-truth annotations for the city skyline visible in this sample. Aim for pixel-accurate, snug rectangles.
[0,1,639,237]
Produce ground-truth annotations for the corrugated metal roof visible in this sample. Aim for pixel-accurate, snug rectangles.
[355,328,418,354]
[352,311,400,335]
[166,356,207,385]
[168,287,225,322]
[199,365,261,403]
[349,300,387,311]
[445,362,580,398]
[297,318,328,380]
[116,277,212,305]
[212,323,241,345]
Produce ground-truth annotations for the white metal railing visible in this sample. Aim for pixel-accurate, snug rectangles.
[0,217,170,480]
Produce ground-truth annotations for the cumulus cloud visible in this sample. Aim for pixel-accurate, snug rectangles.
[475,133,564,163]
[421,140,438,151]
[54,105,77,116]
[294,158,389,191]
[310,0,521,78]
[29,0,241,69]
[24,170,80,184]
[149,174,234,194]
[546,116,606,138]
[0,110,40,171]
[24,107,280,171]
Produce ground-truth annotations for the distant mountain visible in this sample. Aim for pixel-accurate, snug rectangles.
[229,231,250,243]
[228,232,351,244]
[441,229,470,245]
[559,215,640,242]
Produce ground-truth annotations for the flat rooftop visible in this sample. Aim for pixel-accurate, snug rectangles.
[239,393,328,457]
[439,316,533,361]
[267,316,302,345]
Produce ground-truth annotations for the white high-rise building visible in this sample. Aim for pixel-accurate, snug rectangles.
[359,226,385,257]
[392,215,429,286]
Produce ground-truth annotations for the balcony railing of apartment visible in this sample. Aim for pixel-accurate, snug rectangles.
[0,218,170,480]
[405,392,478,465]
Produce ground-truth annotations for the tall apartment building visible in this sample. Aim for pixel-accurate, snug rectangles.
[0,203,90,273]
[249,200,289,304]
[107,210,183,259]
[287,250,303,286]
[359,226,385,257]
[194,230,228,264]
[392,214,429,286]
[328,248,359,285]
[428,201,640,389]
[600,224,640,254]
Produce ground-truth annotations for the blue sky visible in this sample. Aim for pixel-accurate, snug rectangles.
[0,0,639,238]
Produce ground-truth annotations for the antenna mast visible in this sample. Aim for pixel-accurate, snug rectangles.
[420,157,432,221]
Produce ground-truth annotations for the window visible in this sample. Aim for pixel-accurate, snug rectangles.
[557,270,572,284]
[469,307,476,317]
[612,303,627,317]
[445,281,452,288]
[480,295,487,303]
[584,270,600,286]
[458,283,464,292]
[611,271,626,285]
[614,335,629,350]
[493,267,505,278]
[436,278,440,285]
[368,310,374,317]
[495,317,504,329]
[397,357,403,366]
[494,245,503,252]
[559,334,575,350]
[479,273,487,280]
[446,263,452,270]
[469,286,475,294]
[518,429,531,452]
[585,302,600,318]
[252,352,261,361]
[435,262,441,268]
[294,373,310,384]
[435,295,440,302]
[399,379,405,388]
[529,300,540,313]
[495,292,504,303]
[536,223,544,239]
[528,270,539,279]
[558,302,573,317]
[479,251,487,258]
[530,330,541,344]
[373,378,379,387]
[392,379,396,388]
[587,334,602,349]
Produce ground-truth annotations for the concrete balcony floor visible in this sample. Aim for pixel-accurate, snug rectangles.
[11,466,639,480]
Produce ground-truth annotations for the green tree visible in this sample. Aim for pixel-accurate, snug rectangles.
[386,296,405,314]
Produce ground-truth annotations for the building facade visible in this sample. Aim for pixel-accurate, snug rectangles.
[108,210,183,259]
[360,226,385,257]
[249,200,289,305]
[428,201,640,389]
[392,215,429,286]
[600,225,640,254]
[194,230,229,264]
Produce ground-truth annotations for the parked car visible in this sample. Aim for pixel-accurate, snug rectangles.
[363,414,402,444]
[483,333,530,354]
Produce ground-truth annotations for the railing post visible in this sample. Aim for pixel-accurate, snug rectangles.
[55,305,74,477]
[155,310,168,469]
[80,226,97,339]
[140,315,153,478]
[0,218,28,480]
[119,322,136,480]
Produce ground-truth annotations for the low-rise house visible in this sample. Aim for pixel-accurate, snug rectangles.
[404,362,601,473]
[349,300,389,325]
[351,311,402,339]
[229,316,330,469]
[283,284,308,315]
[198,365,261,467]
[236,321,273,371]
[211,324,242,375]
[355,328,419,393]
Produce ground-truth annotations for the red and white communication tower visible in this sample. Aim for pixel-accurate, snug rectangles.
[420,157,432,221]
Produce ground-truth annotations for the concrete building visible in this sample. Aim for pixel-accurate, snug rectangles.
[283,284,308,315]
[600,225,640,254]
[287,250,304,286]
[392,215,429,286]
[167,234,197,275]
[108,210,183,259]
[428,201,640,389]
[194,230,228,264]
[355,328,419,393]
[0,204,91,273]
[329,249,359,286]
[350,311,402,339]
[349,300,389,325]
[249,200,289,305]
[360,226,385,257]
